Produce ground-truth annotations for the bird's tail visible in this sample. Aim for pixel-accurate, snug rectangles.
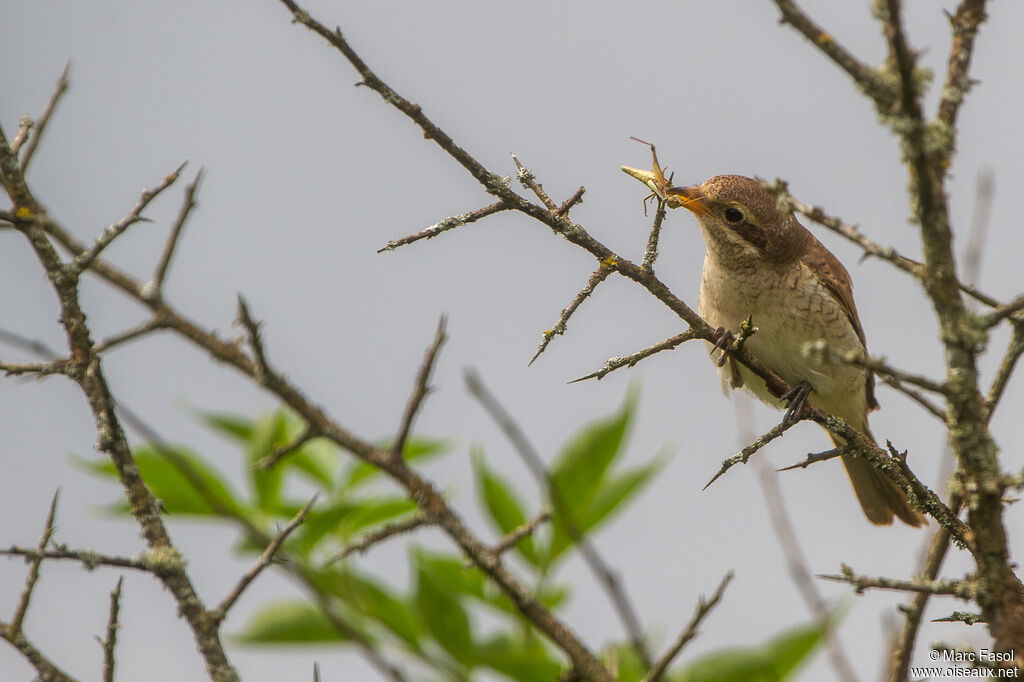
[830,429,925,527]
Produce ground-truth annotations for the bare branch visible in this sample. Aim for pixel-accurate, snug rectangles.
[820,564,977,599]
[150,169,204,296]
[704,419,800,489]
[642,200,668,271]
[936,1,990,140]
[0,620,77,682]
[254,424,318,471]
[876,374,947,423]
[639,572,733,682]
[982,294,1024,329]
[72,162,187,274]
[237,295,272,383]
[0,546,150,572]
[570,330,699,383]
[213,494,317,622]
[887,495,963,682]
[326,514,434,565]
[770,1,897,112]
[378,201,508,252]
[20,61,71,171]
[986,323,1024,421]
[777,446,846,473]
[530,263,614,365]
[492,507,552,558]
[10,490,60,634]
[391,317,446,460]
[932,611,984,625]
[464,368,651,669]
[762,178,1000,308]
[0,358,68,377]
[10,117,32,155]
[512,155,557,210]
[99,577,124,682]
[94,318,167,354]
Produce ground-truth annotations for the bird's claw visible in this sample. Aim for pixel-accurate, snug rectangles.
[710,327,736,367]
[780,381,813,427]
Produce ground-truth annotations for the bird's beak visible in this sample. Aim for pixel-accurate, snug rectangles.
[621,165,711,217]
[664,186,712,217]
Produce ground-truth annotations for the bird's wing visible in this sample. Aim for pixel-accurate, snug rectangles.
[801,236,880,411]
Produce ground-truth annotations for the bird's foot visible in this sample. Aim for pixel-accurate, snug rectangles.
[710,327,736,368]
[780,381,813,427]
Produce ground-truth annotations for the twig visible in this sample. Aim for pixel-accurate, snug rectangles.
[390,317,446,460]
[877,375,947,423]
[569,330,699,383]
[771,1,897,112]
[10,117,32,154]
[10,490,60,634]
[0,359,67,377]
[982,294,1024,329]
[820,564,976,599]
[886,494,963,682]
[530,263,615,365]
[94,318,167,354]
[326,514,434,565]
[762,178,1000,308]
[378,201,507,252]
[638,572,733,682]
[555,187,586,217]
[776,446,846,473]
[213,494,317,622]
[0,327,61,361]
[986,323,1024,421]
[464,367,652,669]
[0,547,151,572]
[492,507,552,557]
[20,61,71,171]
[72,162,187,274]
[704,418,800,490]
[254,424,318,470]
[237,295,272,382]
[512,155,557,210]
[641,199,668,271]
[150,169,204,296]
[99,577,124,682]
[936,1,990,141]
[0,622,76,682]
[932,611,984,625]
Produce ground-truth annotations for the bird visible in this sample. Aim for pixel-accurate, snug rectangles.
[623,159,924,527]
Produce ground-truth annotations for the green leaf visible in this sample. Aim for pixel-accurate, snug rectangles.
[72,447,244,517]
[338,497,419,540]
[246,412,290,510]
[477,633,561,681]
[549,452,668,561]
[413,551,475,666]
[312,565,423,651]
[198,411,255,444]
[673,622,823,682]
[471,447,539,566]
[549,388,636,514]
[345,438,450,488]
[234,599,348,644]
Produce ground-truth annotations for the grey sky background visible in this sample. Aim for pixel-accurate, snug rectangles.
[2,1,1022,680]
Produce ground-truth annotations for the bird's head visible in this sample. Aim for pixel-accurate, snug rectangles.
[623,167,810,268]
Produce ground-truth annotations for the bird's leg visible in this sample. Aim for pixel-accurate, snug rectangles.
[780,381,813,427]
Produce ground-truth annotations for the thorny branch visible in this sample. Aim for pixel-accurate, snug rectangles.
[100,577,124,682]
[638,572,733,682]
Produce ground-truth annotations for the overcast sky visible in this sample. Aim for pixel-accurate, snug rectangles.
[2,1,1023,680]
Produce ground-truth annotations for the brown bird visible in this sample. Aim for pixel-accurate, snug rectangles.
[623,162,923,527]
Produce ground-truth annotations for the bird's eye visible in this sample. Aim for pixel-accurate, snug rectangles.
[724,208,744,224]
